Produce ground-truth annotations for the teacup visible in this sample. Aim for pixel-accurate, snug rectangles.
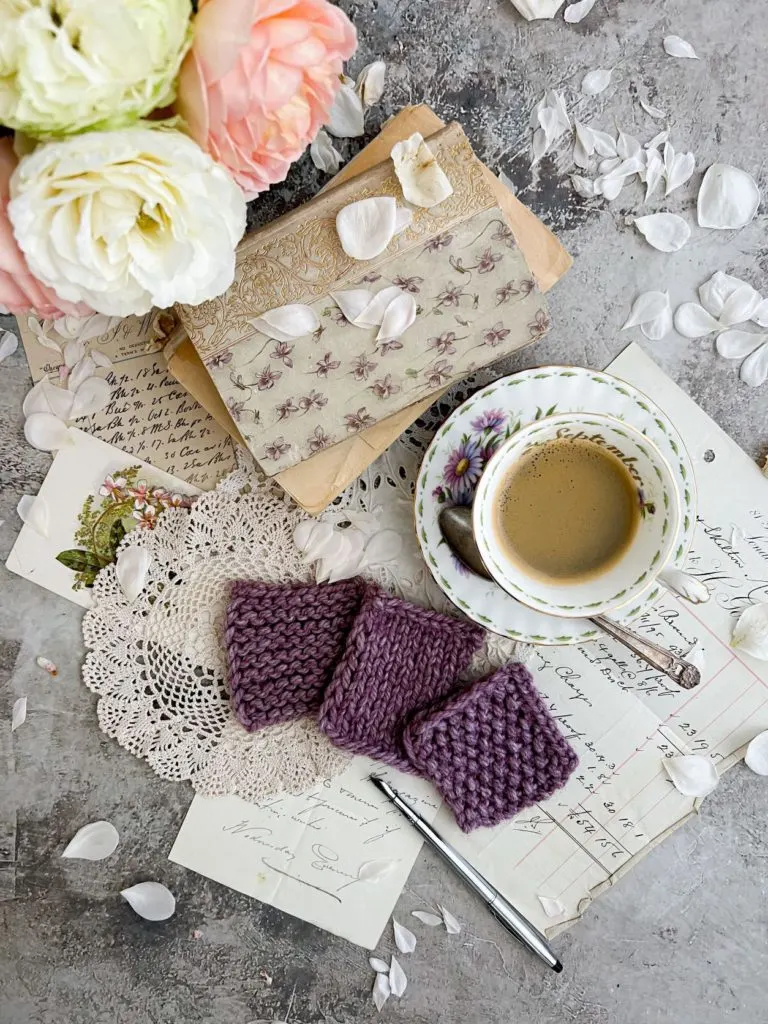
[472,412,680,618]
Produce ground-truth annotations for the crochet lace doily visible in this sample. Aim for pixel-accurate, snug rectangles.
[82,434,520,803]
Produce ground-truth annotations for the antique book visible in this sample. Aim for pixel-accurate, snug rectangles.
[176,118,561,481]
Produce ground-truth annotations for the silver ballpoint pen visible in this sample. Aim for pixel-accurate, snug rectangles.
[369,775,563,973]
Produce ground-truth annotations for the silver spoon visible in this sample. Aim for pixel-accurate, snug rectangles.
[439,505,700,690]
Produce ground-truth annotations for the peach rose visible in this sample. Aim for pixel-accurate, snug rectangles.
[0,138,88,319]
[176,0,357,197]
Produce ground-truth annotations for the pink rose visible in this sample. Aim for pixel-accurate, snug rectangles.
[176,0,357,197]
[0,138,89,319]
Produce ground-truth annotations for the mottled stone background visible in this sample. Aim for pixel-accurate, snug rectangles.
[1,2,767,1022]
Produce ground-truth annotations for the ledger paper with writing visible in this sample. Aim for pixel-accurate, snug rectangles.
[170,344,768,947]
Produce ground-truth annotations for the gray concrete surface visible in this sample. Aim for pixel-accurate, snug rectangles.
[2,1,767,1021]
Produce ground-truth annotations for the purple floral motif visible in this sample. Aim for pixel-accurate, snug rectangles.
[360,271,382,283]
[329,307,348,326]
[392,275,423,293]
[428,331,458,355]
[443,437,485,498]
[350,353,377,381]
[471,409,507,433]
[436,285,463,308]
[423,233,453,254]
[370,374,401,399]
[312,325,326,343]
[313,352,341,377]
[528,308,551,340]
[308,426,332,452]
[477,247,502,274]
[378,339,403,356]
[264,437,291,461]
[276,397,299,420]
[482,322,511,347]
[270,340,294,367]
[425,358,453,388]
[520,278,536,296]
[255,365,282,390]
[344,407,375,432]
[206,350,232,369]
[495,281,519,305]
[227,397,246,421]
[298,389,327,413]
[492,222,516,246]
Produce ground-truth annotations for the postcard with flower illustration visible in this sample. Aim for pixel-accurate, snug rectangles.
[6,428,200,609]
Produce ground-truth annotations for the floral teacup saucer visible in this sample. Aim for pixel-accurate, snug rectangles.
[414,365,696,644]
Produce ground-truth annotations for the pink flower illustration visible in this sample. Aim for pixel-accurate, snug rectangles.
[378,339,403,356]
[520,278,536,296]
[423,233,453,253]
[264,437,291,461]
[477,248,502,274]
[128,480,151,506]
[270,340,294,367]
[255,365,282,390]
[344,407,375,432]
[471,409,507,433]
[428,332,458,355]
[206,350,232,369]
[299,389,328,413]
[276,397,299,420]
[313,352,341,377]
[132,504,158,530]
[528,309,551,340]
[443,438,485,498]
[483,322,511,347]
[436,285,463,308]
[492,222,516,246]
[227,397,246,421]
[360,271,382,283]
[370,374,401,399]
[495,281,520,305]
[308,426,332,452]
[329,307,348,325]
[350,353,377,381]
[392,275,423,293]
[99,474,127,500]
[425,359,453,388]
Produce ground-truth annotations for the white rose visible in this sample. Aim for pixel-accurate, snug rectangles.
[8,128,247,317]
[0,0,192,137]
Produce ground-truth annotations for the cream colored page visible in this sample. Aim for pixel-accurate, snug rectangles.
[169,759,441,950]
[17,315,237,489]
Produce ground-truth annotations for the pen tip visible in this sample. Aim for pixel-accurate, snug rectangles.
[553,960,563,974]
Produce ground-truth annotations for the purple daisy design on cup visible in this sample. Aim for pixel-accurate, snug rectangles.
[443,437,485,500]
[470,409,507,434]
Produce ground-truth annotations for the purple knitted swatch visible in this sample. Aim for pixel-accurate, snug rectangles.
[318,589,484,772]
[225,578,368,731]
[404,663,578,832]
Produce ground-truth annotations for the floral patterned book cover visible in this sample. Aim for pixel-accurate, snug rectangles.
[177,124,550,476]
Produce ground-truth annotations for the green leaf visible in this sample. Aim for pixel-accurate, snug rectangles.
[109,518,126,555]
[56,548,111,574]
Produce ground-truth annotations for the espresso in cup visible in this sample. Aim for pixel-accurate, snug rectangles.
[492,436,641,584]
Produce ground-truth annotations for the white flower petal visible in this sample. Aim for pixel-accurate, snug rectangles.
[537,895,566,918]
[644,148,665,201]
[750,298,768,328]
[639,98,667,119]
[356,61,386,106]
[634,213,690,252]
[369,957,390,974]
[391,133,454,209]
[573,139,591,171]
[376,292,416,342]
[564,0,596,22]
[581,69,613,96]
[664,755,718,796]
[665,151,696,196]
[411,910,443,926]
[90,350,113,369]
[388,956,407,998]
[293,519,320,552]
[698,270,746,317]
[715,330,766,359]
[62,821,119,861]
[331,289,374,324]
[337,197,397,260]
[663,35,699,59]
[71,377,112,420]
[11,696,27,732]
[120,881,176,921]
[116,546,151,603]
[622,291,670,330]
[439,905,461,934]
[28,318,62,353]
[63,339,85,369]
[673,302,721,338]
[355,286,405,328]
[732,603,768,659]
[251,304,319,341]
[591,129,617,158]
[697,164,760,230]
[510,0,565,19]
[310,129,343,174]
[659,568,709,604]
[394,207,413,235]
[298,520,336,563]
[76,314,120,344]
[24,412,73,451]
[684,642,706,674]
[594,174,624,201]
[744,731,768,775]
[67,355,96,392]
[393,920,417,953]
[372,972,390,1012]
[719,284,763,326]
[740,343,768,387]
[641,303,673,340]
[325,83,365,138]
[571,174,598,199]
[358,859,399,882]
[364,529,404,564]
[17,494,49,538]
[0,330,18,363]
[574,122,596,157]
[617,131,641,161]
[645,130,669,151]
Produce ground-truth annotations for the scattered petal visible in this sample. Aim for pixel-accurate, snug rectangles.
[715,330,766,360]
[644,147,665,201]
[622,291,670,330]
[439,905,461,934]
[35,656,57,676]
[22,380,74,420]
[591,129,618,158]
[698,164,760,230]
[331,289,374,324]
[297,520,335,563]
[673,302,720,338]
[664,754,718,796]
[90,350,113,369]
[645,130,669,151]
[391,133,454,208]
[337,197,397,260]
[364,529,404,564]
[325,82,365,138]
[684,642,706,674]
[0,330,18,363]
[719,284,763,327]
[355,286,405,327]
[27,318,61,353]
[616,131,641,161]
[67,355,96,392]
[641,302,673,341]
[63,339,85,368]
[732,603,768,659]
[121,881,176,921]
[571,174,598,199]
[358,859,399,882]
[663,35,699,59]
[372,972,390,1012]
[393,920,417,953]
[369,957,390,974]
[11,696,27,732]
[71,377,112,420]
[250,304,320,341]
[665,151,696,196]
[376,292,416,342]
[116,546,151,603]
[388,956,407,997]
[538,895,566,918]
[744,731,768,775]
[24,412,73,451]
[595,174,624,202]
[698,270,745,318]
[564,0,596,22]
[659,568,709,604]
[634,213,690,252]
[581,68,612,96]
[75,314,120,343]
[740,343,768,387]
[62,821,119,860]
[310,129,343,174]
[751,297,768,328]
[356,61,386,106]
[393,207,413,234]
[510,0,565,20]
[640,98,667,119]
[411,910,443,926]
[17,494,49,538]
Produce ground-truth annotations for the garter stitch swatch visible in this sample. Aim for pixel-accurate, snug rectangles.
[225,578,368,731]
[404,662,578,831]
[318,588,484,772]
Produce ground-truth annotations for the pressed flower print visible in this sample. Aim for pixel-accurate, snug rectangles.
[314,353,341,377]
[299,390,327,413]
[423,233,453,253]
[482,322,511,347]
[276,398,299,420]
[227,398,246,421]
[255,366,282,390]
[392,276,423,293]
[345,407,375,432]
[428,332,459,355]
[207,351,233,369]
[528,309,551,340]
[264,437,291,461]
[371,375,401,399]
[425,359,453,388]
[308,426,332,452]
[496,282,520,305]
[477,248,502,274]
[271,341,294,366]
[350,354,377,381]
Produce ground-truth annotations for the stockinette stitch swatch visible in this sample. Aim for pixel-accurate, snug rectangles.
[404,662,579,832]
[318,588,484,772]
[225,578,368,731]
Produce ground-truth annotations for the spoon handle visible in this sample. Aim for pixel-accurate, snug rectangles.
[591,615,701,689]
